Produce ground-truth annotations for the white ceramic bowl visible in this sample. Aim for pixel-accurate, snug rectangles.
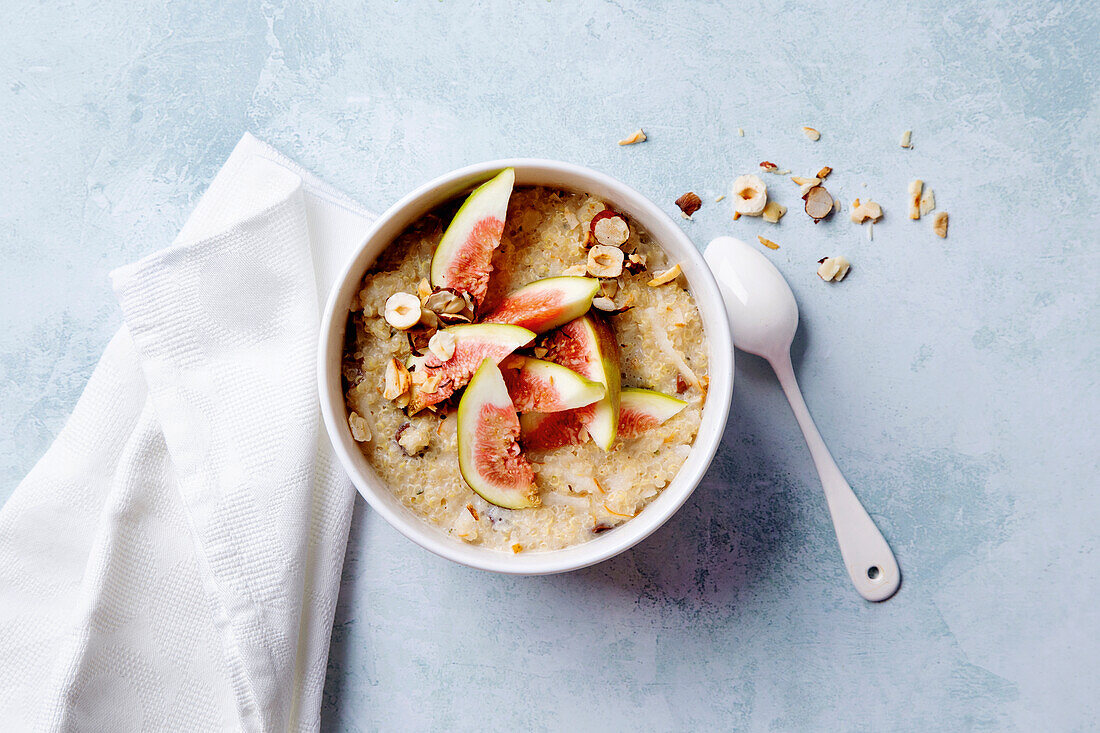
[318,159,733,574]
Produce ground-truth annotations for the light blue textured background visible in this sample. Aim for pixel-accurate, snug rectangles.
[2,1,1098,730]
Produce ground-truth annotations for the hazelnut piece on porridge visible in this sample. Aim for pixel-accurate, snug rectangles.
[384,292,422,330]
[383,357,412,401]
[587,245,625,277]
[647,263,682,286]
[416,277,432,302]
[624,252,647,274]
[590,210,630,247]
[731,174,768,216]
[348,411,372,443]
[395,421,432,456]
[424,290,466,316]
[428,330,457,362]
[674,192,703,217]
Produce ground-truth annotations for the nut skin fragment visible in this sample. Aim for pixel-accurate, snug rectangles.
[932,211,949,238]
[383,358,412,401]
[757,235,780,250]
[802,126,821,141]
[617,128,646,145]
[816,166,832,180]
[817,256,851,282]
[731,174,768,216]
[427,330,456,362]
[849,198,883,223]
[762,200,787,223]
[919,187,936,216]
[908,179,923,219]
[803,185,833,222]
[647,263,683,286]
[900,130,913,148]
[587,245,625,277]
[675,192,702,217]
[384,292,422,330]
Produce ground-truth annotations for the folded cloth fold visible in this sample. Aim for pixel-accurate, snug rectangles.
[0,133,373,731]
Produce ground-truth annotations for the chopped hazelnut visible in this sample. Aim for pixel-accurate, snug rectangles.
[791,176,820,186]
[849,198,883,223]
[423,290,466,316]
[617,128,646,145]
[759,161,778,172]
[757,235,780,250]
[919,187,936,216]
[591,211,630,246]
[383,357,412,401]
[900,130,913,148]
[384,292,422,330]
[647,263,683,287]
[416,278,432,302]
[561,263,588,277]
[623,252,647,274]
[817,256,851,282]
[737,128,745,137]
[675,192,702,217]
[908,179,923,219]
[932,211,949,238]
[396,421,431,456]
[762,200,787,223]
[731,174,768,215]
[428,330,457,362]
[801,126,821,141]
[591,296,618,311]
[348,411,372,442]
[587,245,625,277]
[816,166,832,180]
[803,185,833,222]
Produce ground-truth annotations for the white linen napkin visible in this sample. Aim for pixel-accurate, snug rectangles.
[0,133,374,731]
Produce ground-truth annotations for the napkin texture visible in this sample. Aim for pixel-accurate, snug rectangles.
[0,134,373,731]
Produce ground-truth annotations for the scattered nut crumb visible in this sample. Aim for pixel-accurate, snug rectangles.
[384,292,422,330]
[715,194,726,202]
[618,128,646,145]
[762,200,787,223]
[803,185,833,222]
[733,212,741,220]
[647,263,683,286]
[900,130,913,148]
[816,166,832,180]
[908,179,923,219]
[919,187,936,216]
[731,174,768,215]
[383,357,412,401]
[428,330,456,362]
[738,128,745,137]
[867,221,874,241]
[348,411,372,442]
[587,245,625,277]
[849,198,883,223]
[932,211,949,238]
[802,126,821,141]
[757,235,780,250]
[817,256,851,282]
[675,192,702,217]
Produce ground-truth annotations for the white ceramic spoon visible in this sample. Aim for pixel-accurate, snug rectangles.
[704,236,900,601]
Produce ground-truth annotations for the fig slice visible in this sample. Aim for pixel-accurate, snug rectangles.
[408,323,535,413]
[617,388,688,439]
[541,314,621,450]
[519,387,687,451]
[501,356,605,413]
[430,168,515,307]
[457,359,539,509]
[481,276,600,334]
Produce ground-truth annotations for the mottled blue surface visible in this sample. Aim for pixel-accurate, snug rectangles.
[2,1,1098,730]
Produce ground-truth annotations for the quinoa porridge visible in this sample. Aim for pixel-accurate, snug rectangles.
[343,178,709,552]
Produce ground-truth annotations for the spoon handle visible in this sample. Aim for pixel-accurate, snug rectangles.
[770,351,901,601]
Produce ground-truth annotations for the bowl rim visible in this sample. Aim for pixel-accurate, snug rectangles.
[318,158,733,574]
